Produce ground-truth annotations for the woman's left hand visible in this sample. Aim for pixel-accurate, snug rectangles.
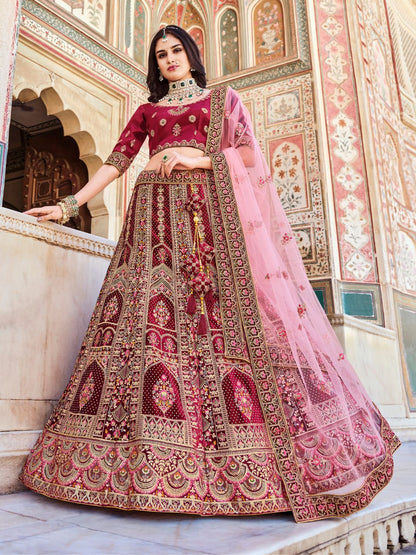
[159,151,198,177]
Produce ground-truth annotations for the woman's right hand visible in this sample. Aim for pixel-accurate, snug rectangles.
[24,205,63,223]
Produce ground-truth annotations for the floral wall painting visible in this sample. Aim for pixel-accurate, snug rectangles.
[268,135,309,213]
[253,0,285,65]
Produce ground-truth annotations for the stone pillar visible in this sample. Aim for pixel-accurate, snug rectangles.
[0,1,21,201]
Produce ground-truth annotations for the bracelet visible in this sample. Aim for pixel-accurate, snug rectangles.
[57,195,79,225]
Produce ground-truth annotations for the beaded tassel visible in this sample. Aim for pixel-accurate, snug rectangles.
[187,185,212,335]
[186,293,197,315]
[197,296,208,335]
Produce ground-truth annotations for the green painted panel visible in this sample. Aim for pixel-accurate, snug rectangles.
[342,291,375,318]
[399,307,416,398]
[313,288,326,312]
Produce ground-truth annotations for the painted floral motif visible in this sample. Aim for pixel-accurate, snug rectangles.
[332,113,358,163]
[293,229,312,260]
[267,91,301,124]
[345,252,372,281]
[398,231,416,291]
[272,142,307,211]
[329,87,352,111]
[152,374,176,414]
[316,0,376,281]
[336,164,363,192]
[339,194,369,250]
[322,16,343,37]
[254,0,285,64]
[324,40,348,86]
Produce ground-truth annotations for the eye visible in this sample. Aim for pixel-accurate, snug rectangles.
[173,47,182,53]
[157,53,166,59]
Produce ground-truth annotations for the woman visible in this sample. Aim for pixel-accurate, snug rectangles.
[22,25,399,522]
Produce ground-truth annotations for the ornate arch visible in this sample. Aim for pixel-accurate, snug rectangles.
[132,0,149,67]
[158,1,207,67]
[252,0,285,65]
[12,84,106,234]
[218,7,240,76]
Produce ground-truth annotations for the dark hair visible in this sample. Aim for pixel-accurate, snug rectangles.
[147,26,206,103]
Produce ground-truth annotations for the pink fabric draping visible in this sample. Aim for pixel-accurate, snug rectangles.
[216,87,398,497]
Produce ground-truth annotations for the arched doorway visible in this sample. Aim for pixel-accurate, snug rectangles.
[4,91,91,232]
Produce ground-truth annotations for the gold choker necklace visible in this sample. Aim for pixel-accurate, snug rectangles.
[160,78,204,104]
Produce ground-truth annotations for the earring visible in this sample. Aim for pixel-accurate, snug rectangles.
[190,68,195,72]
[159,70,164,82]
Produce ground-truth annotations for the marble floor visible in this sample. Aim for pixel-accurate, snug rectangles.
[0,443,415,555]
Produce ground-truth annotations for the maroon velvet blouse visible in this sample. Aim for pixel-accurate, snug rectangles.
[105,94,211,174]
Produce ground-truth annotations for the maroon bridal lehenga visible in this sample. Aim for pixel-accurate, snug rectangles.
[21,86,399,522]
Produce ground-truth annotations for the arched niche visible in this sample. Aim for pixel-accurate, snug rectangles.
[188,26,206,67]
[218,8,240,76]
[122,0,149,68]
[9,85,104,233]
[6,90,92,232]
[248,0,298,68]
[159,1,207,67]
[10,37,130,240]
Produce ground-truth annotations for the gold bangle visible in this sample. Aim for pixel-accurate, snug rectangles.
[57,201,69,224]
[57,195,79,224]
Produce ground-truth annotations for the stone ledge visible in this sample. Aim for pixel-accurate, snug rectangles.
[389,418,416,442]
[0,207,116,258]
[0,431,41,494]
[328,313,397,339]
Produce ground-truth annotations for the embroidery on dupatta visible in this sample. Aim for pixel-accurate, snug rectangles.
[204,86,227,156]
[208,106,399,520]
[205,87,249,361]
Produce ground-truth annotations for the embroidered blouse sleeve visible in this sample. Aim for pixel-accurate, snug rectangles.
[104,104,147,174]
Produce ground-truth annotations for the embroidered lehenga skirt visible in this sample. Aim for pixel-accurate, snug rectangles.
[21,168,399,521]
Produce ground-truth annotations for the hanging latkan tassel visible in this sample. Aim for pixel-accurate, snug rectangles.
[188,185,211,336]
[186,291,197,315]
[197,295,208,335]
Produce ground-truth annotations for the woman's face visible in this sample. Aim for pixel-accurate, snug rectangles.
[155,34,193,83]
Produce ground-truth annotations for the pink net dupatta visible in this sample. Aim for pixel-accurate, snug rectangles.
[208,86,400,522]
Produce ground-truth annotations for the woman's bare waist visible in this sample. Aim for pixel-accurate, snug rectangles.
[144,147,205,171]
